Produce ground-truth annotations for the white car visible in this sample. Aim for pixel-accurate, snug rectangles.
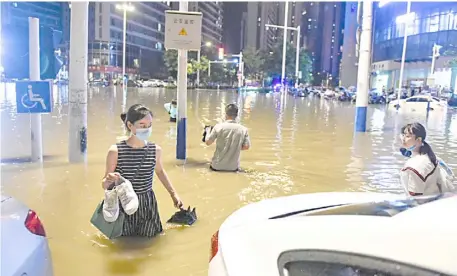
[388,95,448,112]
[1,195,54,275]
[208,192,457,276]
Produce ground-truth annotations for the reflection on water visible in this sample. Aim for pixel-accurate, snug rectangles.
[1,86,457,275]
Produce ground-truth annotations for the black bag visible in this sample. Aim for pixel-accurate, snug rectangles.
[202,125,214,143]
[167,206,197,226]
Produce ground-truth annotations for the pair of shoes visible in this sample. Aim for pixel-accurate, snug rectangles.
[103,177,139,222]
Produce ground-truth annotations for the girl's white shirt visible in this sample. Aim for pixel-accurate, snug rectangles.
[400,152,441,196]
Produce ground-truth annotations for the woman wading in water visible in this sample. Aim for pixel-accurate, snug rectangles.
[102,104,183,237]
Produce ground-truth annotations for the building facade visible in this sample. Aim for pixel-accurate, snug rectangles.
[170,1,223,47]
[86,2,170,80]
[188,2,223,46]
[1,2,63,29]
[371,2,457,90]
[301,2,345,86]
[241,2,281,51]
[340,2,359,88]
[1,2,65,79]
[280,1,304,46]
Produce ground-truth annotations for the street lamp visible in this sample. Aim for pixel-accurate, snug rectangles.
[197,41,212,86]
[116,3,134,84]
[379,1,412,110]
[265,23,301,88]
[430,43,442,77]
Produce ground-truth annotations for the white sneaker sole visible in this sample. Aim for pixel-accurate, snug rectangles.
[117,181,139,216]
[103,190,120,222]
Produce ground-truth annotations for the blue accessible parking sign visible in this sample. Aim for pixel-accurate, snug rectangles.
[15,81,53,113]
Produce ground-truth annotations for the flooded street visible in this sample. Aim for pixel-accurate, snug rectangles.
[1,84,457,275]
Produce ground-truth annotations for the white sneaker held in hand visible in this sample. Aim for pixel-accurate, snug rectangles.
[116,177,139,215]
[103,189,119,222]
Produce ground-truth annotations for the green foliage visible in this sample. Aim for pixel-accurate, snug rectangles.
[163,49,178,78]
[164,49,214,84]
[443,49,457,68]
[163,39,313,86]
[242,38,313,85]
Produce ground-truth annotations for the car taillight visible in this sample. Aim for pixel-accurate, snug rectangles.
[24,210,46,237]
[209,230,219,262]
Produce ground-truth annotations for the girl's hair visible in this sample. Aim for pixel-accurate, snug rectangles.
[401,122,437,164]
[120,104,153,132]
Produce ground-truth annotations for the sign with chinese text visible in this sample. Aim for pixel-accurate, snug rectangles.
[165,11,202,51]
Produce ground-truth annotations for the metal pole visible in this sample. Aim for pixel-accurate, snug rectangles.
[208,62,211,77]
[122,7,127,84]
[354,0,373,132]
[68,2,89,163]
[281,1,289,91]
[370,7,376,88]
[29,17,43,162]
[0,2,2,77]
[176,1,188,160]
[396,0,411,111]
[430,44,436,75]
[295,25,300,88]
[196,49,200,86]
[238,51,243,88]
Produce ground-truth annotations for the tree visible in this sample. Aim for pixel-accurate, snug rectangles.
[247,40,313,86]
[164,49,213,83]
[242,46,266,82]
[164,49,178,79]
[298,48,314,84]
[260,38,313,85]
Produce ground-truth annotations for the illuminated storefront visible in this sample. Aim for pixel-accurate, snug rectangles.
[88,41,140,80]
[372,2,457,90]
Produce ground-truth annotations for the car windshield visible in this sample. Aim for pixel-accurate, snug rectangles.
[270,193,453,219]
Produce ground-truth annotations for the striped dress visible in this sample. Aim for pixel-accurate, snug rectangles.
[115,140,163,237]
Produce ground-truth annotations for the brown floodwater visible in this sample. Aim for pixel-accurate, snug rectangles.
[1,84,456,275]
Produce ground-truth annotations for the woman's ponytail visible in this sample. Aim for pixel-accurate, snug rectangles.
[120,112,129,131]
[120,112,127,123]
[420,141,437,165]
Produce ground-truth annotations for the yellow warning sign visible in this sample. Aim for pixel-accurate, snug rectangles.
[178,28,187,36]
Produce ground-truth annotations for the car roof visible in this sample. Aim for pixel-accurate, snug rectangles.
[219,195,457,276]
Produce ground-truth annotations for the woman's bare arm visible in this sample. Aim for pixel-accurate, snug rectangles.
[154,145,177,196]
[102,144,118,189]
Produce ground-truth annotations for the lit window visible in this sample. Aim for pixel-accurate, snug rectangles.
[333,23,335,27]
[13,2,18,7]
[158,23,162,31]
[258,17,261,22]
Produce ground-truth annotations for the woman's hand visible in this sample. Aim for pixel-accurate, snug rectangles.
[102,172,121,189]
[171,193,183,209]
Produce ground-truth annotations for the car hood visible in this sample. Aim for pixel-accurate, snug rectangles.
[220,192,403,231]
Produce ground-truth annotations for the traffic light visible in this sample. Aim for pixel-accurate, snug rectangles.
[218,47,224,60]
[2,24,63,80]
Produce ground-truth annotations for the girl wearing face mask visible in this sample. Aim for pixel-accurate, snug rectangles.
[399,122,443,197]
[102,104,183,238]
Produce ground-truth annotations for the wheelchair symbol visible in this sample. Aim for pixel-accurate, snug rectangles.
[21,85,47,110]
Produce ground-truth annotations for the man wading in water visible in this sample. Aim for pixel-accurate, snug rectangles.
[203,104,251,172]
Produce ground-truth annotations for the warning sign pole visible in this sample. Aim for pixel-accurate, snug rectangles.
[176,1,188,160]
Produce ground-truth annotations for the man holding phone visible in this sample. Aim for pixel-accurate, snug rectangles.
[204,104,251,172]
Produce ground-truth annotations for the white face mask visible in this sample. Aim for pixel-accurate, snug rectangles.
[134,127,152,141]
